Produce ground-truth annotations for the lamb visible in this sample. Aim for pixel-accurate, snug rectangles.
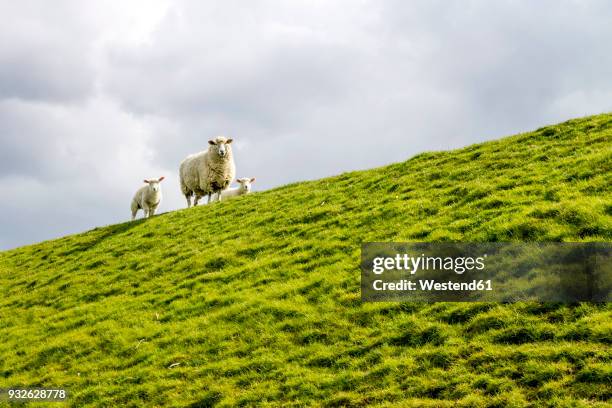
[131,177,165,220]
[212,177,255,202]
[179,136,236,207]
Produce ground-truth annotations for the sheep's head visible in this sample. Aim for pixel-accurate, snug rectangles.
[144,176,165,193]
[236,177,255,193]
[208,136,233,158]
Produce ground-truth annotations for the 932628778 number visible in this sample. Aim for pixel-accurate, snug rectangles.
[1,388,68,401]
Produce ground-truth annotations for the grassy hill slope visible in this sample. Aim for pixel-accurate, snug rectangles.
[0,114,611,407]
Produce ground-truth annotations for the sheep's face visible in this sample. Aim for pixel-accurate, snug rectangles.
[209,137,233,158]
[237,177,255,193]
[144,176,165,193]
[149,182,161,193]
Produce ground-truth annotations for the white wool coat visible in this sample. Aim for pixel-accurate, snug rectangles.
[179,140,236,200]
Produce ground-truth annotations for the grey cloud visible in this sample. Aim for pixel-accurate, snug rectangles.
[0,1,99,102]
[105,30,359,127]
[376,0,612,132]
[0,50,94,103]
[0,101,77,178]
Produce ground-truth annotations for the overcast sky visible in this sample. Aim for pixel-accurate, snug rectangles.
[1,0,611,250]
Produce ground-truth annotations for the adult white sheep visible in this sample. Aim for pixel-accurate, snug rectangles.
[131,177,165,220]
[179,136,236,207]
[212,177,255,202]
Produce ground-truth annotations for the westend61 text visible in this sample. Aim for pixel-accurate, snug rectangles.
[372,279,493,291]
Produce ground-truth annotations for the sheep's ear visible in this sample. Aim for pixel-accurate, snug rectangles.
[208,140,216,145]
[226,138,233,144]
[158,176,165,182]
[144,179,150,184]
[250,177,256,183]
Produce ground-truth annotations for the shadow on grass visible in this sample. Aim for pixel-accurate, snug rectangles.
[187,390,223,408]
[57,219,147,257]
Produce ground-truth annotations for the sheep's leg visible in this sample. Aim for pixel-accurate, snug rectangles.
[185,194,192,208]
[131,202,139,220]
[194,195,201,206]
[150,207,156,217]
[207,193,212,204]
[143,207,150,218]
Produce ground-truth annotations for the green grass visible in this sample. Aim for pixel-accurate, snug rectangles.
[0,114,611,407]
